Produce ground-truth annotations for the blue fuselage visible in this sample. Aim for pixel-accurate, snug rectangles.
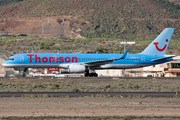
[2,53,172,69]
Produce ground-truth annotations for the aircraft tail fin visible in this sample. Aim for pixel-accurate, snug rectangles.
[141,28,174,56]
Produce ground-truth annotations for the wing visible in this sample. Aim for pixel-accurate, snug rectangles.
[79,49,129,67]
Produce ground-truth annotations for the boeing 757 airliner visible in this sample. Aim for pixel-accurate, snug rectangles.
[2,28,175,77]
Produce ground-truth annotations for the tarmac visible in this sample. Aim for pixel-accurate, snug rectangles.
[0,92,179,97]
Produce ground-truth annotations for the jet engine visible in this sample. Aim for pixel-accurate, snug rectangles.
[60,64,87,73]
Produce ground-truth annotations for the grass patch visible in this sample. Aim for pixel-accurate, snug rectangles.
[0,78,180,92]
[0,35,180,55]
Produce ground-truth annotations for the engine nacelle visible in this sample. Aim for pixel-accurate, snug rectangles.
[60,64,86,73]
[60,69,69,73]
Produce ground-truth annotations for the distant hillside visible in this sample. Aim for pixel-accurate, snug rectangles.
[169,0,180,5]
[0,0,180,39]
[0,0,23,13]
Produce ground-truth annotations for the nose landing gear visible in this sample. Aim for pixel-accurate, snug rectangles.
[22,68,28,77]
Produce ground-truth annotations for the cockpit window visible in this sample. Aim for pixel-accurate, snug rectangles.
[7,58,14,61]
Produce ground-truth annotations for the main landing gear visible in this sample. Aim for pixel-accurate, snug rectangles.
[85,70,98,77]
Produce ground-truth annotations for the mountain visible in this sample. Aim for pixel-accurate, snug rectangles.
[0,0,23,13]
[169,0,180,5]
[0,0,180,39]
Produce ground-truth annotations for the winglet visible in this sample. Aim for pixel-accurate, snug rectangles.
[120,49,129,59]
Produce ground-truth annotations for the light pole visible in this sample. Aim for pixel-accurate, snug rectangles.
[42,18,49,36]
[31,45,34,53]
[124,41,126,52]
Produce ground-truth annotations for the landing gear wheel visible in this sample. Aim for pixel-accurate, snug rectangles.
[89,73,98,77]
[85,71,89,77]
[94,73,98,77]
[22,68,28,77]
[85,73,89,77]
[84,70,98,77]
[22,73,26,77]
[89,73,93,77]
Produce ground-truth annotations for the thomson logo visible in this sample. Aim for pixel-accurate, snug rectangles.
[27,54,78,63]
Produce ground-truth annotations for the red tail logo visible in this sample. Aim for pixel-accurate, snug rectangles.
[153,39,168,52]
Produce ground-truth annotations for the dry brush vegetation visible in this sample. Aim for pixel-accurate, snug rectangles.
[0,35,179,55]
[1,0,180,39]
[0,78,180,92]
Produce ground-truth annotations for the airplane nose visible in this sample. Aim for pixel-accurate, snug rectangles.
[2,61,7,67]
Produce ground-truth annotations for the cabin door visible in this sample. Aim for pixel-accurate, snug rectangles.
[141,56,145,64]
[20,55,24,63]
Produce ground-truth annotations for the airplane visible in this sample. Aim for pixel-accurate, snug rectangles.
[2,28,175,77]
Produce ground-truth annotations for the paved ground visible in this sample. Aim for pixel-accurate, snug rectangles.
[0,97,180,117]
[0,92,179,97]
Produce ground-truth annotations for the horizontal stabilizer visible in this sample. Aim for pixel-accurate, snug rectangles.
[151,55,175,62]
